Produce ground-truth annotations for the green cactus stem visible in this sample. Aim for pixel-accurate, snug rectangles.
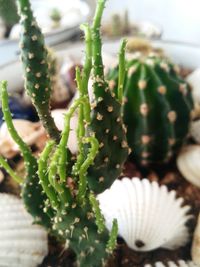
[17,0,60,142]
[0,156,23,184]
[86,0,129,194]
[107,53,194,165]
[0,81,53,227]
[118,39,127,103]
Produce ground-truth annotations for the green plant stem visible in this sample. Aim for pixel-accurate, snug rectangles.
[77,137,99,204]
[92,0,106,85]
[89,193,105,233]
[0,81,35,164]
[38,141,60,209]
[106,219,118,252]
[0,157,23,184]
[118,39,127,103]
[58,97,86,181]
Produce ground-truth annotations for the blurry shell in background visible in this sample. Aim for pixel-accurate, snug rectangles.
[177,145,200,188]
[190,120,200,144]
[192,213,200,265]
[60,59,81,94]
[51,109,78,154]
[98,178,191,252]
[0,119,47,158]
[0,193,48,267]
[144,261,197,267]
[186,69,200,107]
[0,169,4,184]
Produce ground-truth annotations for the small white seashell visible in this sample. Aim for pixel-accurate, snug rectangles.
[98,177,191,252]
[0,193,48,267]
[144,260,198,267]
[192,213,200,265]
[190,120,200,144]
[177,145,200,188]
[0,119,47,158]
[51,109,78,154]
[186,68,200,106]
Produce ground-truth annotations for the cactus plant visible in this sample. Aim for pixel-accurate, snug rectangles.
[0,0,129,266]
[17,0,60,142]
[107,53,194,166]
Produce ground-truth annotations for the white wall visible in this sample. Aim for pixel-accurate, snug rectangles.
[104,0,200,44]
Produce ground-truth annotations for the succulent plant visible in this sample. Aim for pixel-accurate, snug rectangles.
[107,53,194,166]
[0,0,129,266]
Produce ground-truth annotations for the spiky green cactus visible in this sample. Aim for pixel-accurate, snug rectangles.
[85,3,129,193]
[0,0,129,266]
[17,0,60,142]
[107,53,194,166]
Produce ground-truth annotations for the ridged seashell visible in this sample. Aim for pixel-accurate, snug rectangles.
[144,261,197,267]
[192,213,200,265]
[177,145,200,188]
[51,109,78,154]
[0,193,48,267]
[190,120,200,144]
[98,177,191,252]
[0,119,47,158]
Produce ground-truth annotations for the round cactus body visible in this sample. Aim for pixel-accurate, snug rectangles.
[107,53,194,165]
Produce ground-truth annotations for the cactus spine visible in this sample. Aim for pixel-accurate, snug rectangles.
[107,53,194,165]
[0,0,129,266]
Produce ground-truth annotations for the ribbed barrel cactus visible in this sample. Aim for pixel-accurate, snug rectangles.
[107,53,194,165]
[0,0,129,266]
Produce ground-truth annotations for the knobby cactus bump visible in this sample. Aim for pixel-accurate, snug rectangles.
[0,0,129,266]
[107,53,194,166]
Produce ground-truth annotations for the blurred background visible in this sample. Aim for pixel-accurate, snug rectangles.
[0,0,200,65]
[105,0,200,44]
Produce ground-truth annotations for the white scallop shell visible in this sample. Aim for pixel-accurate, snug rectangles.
[190,120,200,144]
[0,193,48,267]
[51,109,78,154]
[144,261,197,267]
[98,177,191,252]
[177,145,200,188]
[192,213,200,265]
[0,119,47,158]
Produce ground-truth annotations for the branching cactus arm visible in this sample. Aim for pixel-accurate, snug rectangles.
[87,0,129,194]
[17,0,60,142]
[0,81,52,226]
